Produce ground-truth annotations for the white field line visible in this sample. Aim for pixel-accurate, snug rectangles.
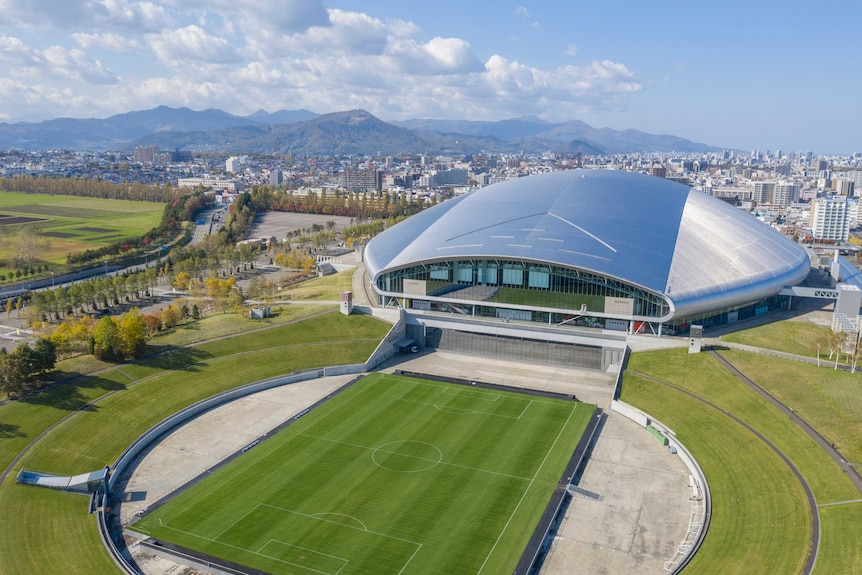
[258,539,349,575]
[476,404,578,575]
[301,433,531,481]
[260,503,423,549]
[159,374,386,526]
[156,518,337,575]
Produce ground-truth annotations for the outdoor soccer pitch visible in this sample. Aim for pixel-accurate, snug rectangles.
[129,372,596,575]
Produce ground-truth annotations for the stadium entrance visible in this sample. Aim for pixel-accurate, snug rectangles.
[421,326,604,370]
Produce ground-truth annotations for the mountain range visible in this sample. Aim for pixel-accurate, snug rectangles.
[0,107,723,156]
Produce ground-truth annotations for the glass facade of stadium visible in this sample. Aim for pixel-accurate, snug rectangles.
[374,258,790,335]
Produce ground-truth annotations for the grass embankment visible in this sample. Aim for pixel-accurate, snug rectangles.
[623,348,862,575]
[0,191,164,275]
[722,319,829,358]
[718,349,862,470]
[280,268,354,301]
[0,309,390,575]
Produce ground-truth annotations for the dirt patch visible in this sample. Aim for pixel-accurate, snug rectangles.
[248,212,355,241]
[0,214,48,225]
[77,227,116,233]
[42,231,79,238]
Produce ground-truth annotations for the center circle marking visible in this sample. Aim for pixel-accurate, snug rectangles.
[371,441,443,472]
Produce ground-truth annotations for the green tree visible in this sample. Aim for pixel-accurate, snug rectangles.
[119,308,147,358]
[0,350,29,397]
[5,298,11,318]
[93,316,122,361]
[173,271,191,290]
[31,337,56,375]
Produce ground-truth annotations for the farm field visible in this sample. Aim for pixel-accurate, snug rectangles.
[0,190,164,273]
[130,372,595,575]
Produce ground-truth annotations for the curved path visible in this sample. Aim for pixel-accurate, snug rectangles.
[628,367,820,575]
[709,348,862,495]
[0,307,342,488]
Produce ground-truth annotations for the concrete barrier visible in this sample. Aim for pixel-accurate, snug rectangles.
[609,347,711,575]
[101,362,371,574]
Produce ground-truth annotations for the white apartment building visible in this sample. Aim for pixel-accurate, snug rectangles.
[753,181,800,208]
[810,196,851,242]
[177,176,245,192]
[774,183,801,208]
[225,156,249,174]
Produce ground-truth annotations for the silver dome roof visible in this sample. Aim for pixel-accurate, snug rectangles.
[365,169,809,319]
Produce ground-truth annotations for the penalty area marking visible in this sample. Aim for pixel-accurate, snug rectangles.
[310,512,368,531]
[257,540,349,575]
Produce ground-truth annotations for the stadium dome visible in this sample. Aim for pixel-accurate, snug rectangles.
[364,169,810,329]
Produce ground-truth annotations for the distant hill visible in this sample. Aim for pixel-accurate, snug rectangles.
[243,109,319,124]
[395,117,719,155]
[0,106,314,150]
[0,105,724,155]
[129,110,508,155]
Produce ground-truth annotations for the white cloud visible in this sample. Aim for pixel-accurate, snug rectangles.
[0,0,171,32]
[388,36,484,75]
[0,3,645,123]
[258,9,409,59]
[73,32,140,51]
[0,36,117,85]
[0,35,42,67]
[564,44,579,56]
[42,46,118,84]
[148,25,241,65]
[167,0,329,35]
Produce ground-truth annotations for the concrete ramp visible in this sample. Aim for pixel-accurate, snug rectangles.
[17,467,108,495]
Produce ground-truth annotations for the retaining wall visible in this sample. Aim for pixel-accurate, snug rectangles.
[609,347,711,575]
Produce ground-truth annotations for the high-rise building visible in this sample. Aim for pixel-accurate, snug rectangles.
[133,145,157,163]
[833,179,855,197]
[810,196,851,242]
[753,182,776,204]
[340,168,381,191]
[774,183,801,208]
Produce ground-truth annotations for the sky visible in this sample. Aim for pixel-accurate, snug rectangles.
[0,0,859,153]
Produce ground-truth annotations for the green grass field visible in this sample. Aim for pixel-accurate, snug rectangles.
[624,347,862,575]
[0,311,390,575]
[722,318,830,358]
[0,191,164,273]
[130,373,594,575]
[489,287,605,312]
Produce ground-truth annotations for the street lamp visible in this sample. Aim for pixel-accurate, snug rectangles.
[51,272,55,287]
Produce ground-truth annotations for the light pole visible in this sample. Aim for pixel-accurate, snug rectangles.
[51,272,55,287]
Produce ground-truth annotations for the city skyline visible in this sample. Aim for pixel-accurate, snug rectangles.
[0,0,858,154]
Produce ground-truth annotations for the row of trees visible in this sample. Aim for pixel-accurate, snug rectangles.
[814,328,862,373]
[28,268,159,321]
[1,174,183,204]
[240,185,429,220]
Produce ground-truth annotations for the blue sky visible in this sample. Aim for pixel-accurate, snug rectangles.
[0,0,859,153]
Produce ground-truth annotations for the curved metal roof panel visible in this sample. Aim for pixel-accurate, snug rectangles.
[365,169,809,318]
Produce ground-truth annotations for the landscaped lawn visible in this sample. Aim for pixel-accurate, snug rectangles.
[0,311,390,575]
[722,318,830,358]
[624,347,862,574]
